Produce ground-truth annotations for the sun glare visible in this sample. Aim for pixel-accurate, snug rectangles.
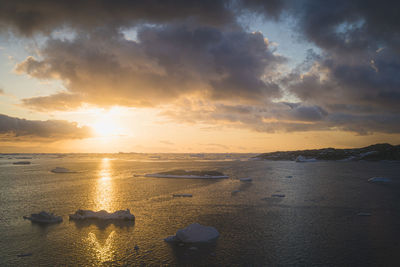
[90,108,125,137]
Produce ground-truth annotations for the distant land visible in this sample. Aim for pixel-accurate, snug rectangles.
[254,143,400,161]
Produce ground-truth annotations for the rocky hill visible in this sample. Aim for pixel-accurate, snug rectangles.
[254,143,400,161]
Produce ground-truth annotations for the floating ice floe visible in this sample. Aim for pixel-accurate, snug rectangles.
[368,177,392,184]
[145,169,228,179]
[13,161,31,165]
[69,209,135,221]
[164,223,220,243]
[23,211,63,224]
[239,178,252,182]
[51,167,75,173]
[173,194,193,197]
[271,194,286,198]
[295,156,317,162]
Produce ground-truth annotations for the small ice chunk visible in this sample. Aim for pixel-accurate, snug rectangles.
[23,211,62,224]
[295,156,317,162]
[51,167,75,173]
[357,212,372,216]
[69,209,135,221]
[271,194,285,198]
[164,223,219,243]
[13,161,31,165]
[239,178,252,182]
[17,253,33,257]
[173,194,193,197]
[368,177,392,184]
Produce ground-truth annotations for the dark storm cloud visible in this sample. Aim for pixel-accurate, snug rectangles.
[17,24,284,110]
[0,113,92,141]
[0,0,235,35]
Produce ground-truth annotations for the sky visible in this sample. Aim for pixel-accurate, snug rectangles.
[0,0,400,153]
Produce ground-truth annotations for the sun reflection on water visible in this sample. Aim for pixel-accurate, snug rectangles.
[86,231,116,262]
[96,158,114,211]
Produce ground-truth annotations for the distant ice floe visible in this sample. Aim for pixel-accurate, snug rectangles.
[239,178,252,182]
[23,211,63,224]
[164,223,220,243]
[13,161,31,165]
[145,169,228,179]
[51,167,76,173]
[368,177,392,184]
[295,156,317,162]
[69,209,135,221]
[173,194,193,197]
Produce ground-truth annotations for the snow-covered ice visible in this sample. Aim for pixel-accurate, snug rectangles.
[368,177,392,184]
[296,156,317,162]
[23,211,63,224]
[69,209,135,221]
[164,223,220,243]
[51,167,75,173]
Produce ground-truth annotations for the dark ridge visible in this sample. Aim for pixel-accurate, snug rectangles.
[254,143,400,161]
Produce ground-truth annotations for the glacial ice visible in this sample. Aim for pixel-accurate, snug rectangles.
[145,170,228,179]
[172,194,193,197]
[295,156,317,162]
[51,167,75,173]
[164,223,220,243]
[368,177,392,184]
[69,209,135,221]
[23,211,63,224]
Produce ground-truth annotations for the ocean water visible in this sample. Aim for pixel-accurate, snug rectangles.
[0,154,399,266]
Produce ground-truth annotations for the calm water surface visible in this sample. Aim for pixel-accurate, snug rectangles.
[0,154,399,266]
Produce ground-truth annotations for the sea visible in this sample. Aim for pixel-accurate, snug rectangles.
[0,153,399,266]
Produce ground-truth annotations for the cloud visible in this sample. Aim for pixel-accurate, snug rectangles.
[0,0,238,35]
[160,140,174,145]
[17,24,284,110]
[0,113,92,141]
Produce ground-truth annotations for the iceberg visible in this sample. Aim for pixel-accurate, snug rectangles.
[295,156,317,162]
[164,223,220,243]
[145,169,228,179]
[239,178,252,182]
[271,194,285,198]
[13,161,31,165]
[51,167,75,173]
[368,177,392,184]
[23,211,63,224]
[69,209,135,221]
[172,194,193,197]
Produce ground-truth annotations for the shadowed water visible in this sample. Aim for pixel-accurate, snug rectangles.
[0,154,399,266]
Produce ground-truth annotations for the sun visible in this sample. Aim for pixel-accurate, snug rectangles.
[90,109,124,137]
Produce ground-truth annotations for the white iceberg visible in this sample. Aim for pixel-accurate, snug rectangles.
[164,223,220,243]
[23,211,63,224]
[368,177,392,184]
[239,178,252,182]
[69,209,135,221]
[51,167,75,173]
[295,156,317,162]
